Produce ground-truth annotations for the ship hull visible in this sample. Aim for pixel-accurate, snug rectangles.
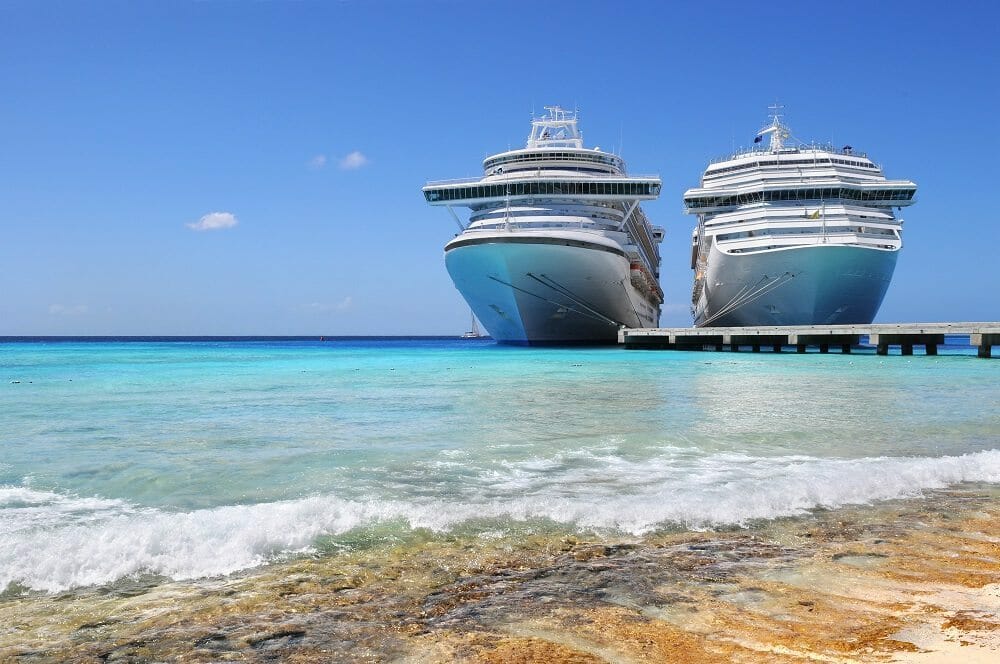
[695,243,898,327]
[445,232,658,344]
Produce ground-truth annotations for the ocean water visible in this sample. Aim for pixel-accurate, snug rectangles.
[1,338,998,595]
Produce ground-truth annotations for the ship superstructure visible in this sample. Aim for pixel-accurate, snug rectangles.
[683,108,917,327]
[423,106,664,344]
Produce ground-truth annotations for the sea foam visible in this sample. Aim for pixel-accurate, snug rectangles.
[2,449,1000,593]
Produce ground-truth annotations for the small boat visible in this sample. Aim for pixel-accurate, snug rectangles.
[460,311,484,339]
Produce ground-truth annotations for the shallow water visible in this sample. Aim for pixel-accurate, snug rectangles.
[1,338,998,594]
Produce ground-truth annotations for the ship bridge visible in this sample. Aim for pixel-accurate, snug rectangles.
[684,181,917,213]
[424,176,661,206]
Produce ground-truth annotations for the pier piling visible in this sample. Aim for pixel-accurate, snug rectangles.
[971,333,999,359]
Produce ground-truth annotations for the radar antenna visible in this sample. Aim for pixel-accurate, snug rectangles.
[755,102,791,151]
[527,105,584,149]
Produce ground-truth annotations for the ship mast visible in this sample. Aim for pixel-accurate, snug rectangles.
[755,103,790,152]
[527,106,584,149]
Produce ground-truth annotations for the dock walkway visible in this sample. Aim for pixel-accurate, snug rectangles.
[619,322,1000,358]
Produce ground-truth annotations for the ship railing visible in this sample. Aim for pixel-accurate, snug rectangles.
[425,176,484,186]
[425,173,661,187]
[706,142,869,166]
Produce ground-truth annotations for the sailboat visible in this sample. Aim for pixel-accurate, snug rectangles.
[460,310,484,339]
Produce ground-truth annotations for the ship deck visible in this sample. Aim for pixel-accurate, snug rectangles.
[619,322,1000,358]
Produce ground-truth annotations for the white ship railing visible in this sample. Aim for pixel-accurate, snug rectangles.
[425,174,661,187]
[425,176,483,185]
[706,143,870,166]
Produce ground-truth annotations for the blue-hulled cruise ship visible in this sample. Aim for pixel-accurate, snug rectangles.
[423,107,664,344]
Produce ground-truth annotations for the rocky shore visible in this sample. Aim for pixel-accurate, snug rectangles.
[3,485,999,663]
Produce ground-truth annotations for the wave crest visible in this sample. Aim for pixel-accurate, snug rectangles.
[3,449,999,593]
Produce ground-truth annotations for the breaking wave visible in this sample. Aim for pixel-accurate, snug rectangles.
[3,448,1000,593]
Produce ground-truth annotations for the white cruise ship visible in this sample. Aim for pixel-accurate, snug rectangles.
[423,106,665,344]
[683,109,917,327]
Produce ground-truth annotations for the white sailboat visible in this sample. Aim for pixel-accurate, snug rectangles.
[460,310,484,339]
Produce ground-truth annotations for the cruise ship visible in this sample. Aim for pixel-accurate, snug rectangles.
[683,109,917,327]
[423,107,665,344]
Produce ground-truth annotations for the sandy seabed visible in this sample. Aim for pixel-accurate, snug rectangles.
[3,485,1000,663]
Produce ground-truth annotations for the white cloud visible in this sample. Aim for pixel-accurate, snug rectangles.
[187,211,238,232]
[308,154,328,170]
[303,297,353,313]
[49,304,89,316]
[338,151,369,170]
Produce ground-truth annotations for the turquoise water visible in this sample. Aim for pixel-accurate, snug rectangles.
[1,338,998,593]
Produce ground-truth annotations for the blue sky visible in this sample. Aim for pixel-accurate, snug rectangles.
[1,0,997,335]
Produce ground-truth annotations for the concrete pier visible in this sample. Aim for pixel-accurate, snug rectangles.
[620,323,1000,358]
[971,332,1000,358]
